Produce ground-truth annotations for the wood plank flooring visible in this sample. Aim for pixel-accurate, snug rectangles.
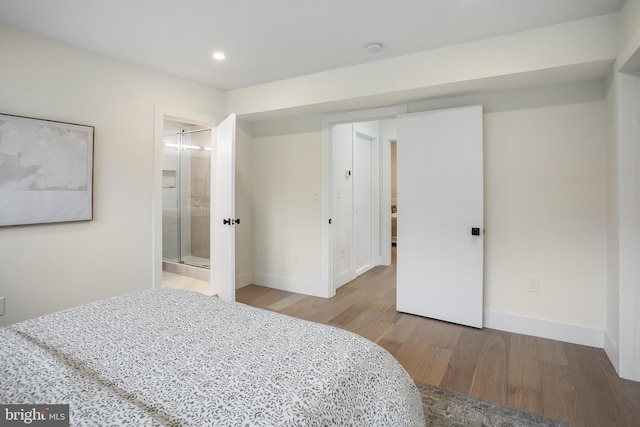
[236,261,640,427]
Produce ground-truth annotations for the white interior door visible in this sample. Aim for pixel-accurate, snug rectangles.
[396,105,484,328]
[211,114,236,301]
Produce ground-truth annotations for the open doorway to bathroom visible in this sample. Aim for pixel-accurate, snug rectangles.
[162,119,212,269]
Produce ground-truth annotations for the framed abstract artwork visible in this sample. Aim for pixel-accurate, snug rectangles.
[0,113,94,226]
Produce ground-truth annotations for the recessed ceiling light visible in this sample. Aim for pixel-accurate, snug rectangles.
[213,52,226,60]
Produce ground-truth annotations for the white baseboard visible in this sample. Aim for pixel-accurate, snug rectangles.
[484,310,604,348]
[252,273,327,298]
[235,272,253,289]
[335,270,355,289]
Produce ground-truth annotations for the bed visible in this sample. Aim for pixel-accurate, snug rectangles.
[0,288,425,426]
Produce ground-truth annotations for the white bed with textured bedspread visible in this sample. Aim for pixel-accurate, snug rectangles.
[1,288,425,426]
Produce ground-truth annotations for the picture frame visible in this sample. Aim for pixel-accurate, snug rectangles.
[0,113,94,227]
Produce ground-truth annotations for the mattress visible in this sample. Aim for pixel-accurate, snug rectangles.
[0,288,425,426]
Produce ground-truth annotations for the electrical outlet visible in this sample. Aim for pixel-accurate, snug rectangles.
[293,253,300,263]
[0,296,5,316]
[528,277,540,293]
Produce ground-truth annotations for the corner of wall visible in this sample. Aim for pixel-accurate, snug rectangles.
[604,330,620,373]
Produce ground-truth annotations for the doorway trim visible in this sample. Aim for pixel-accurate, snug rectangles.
[380,133,397,267]
[614,70,640,381]
[321,105,407,297]
[352,127,378,278]
[152,105,217,290]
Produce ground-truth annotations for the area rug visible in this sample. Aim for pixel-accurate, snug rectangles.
[416,382,569,427]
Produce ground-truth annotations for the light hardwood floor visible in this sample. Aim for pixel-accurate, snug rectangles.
[162,270,211,295]
[234,261,640,427]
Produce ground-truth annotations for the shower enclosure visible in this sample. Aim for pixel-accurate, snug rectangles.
[162,120,212,268]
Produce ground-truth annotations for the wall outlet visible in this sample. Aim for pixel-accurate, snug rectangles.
[0,296,5,316]
[528,277,540,293]
[293,253,300,263]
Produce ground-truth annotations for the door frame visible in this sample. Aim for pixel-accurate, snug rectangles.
[609,37,640,381]
[352,127,378,277]
[615,70,640,381]
[152,105,217,290]
[321,105,407,297]
[381,133,396,266]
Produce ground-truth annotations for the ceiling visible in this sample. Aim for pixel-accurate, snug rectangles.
[0,0,625,91]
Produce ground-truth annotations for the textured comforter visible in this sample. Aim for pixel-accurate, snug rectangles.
[1,288,425,426]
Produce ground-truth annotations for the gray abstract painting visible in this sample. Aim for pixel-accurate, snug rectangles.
[0,114,94,226]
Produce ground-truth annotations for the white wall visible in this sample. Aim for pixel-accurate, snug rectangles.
[250,116,324,296]
[249,81,609,346]
[0,23,224,326]
[482,102,607,335]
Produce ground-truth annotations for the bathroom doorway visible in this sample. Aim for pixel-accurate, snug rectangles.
[162,119,212,268]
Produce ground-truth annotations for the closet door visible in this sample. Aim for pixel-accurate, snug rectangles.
[211,114,236,301]
[396,106,484,328]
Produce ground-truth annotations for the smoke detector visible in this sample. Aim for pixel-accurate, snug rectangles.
[365,43,383,54]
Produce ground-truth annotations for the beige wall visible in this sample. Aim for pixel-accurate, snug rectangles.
[0,23,224,325]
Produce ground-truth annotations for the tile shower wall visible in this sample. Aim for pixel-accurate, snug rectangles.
[188,129,210,260]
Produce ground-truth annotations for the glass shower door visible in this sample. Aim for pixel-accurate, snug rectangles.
[162,123,211,268]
